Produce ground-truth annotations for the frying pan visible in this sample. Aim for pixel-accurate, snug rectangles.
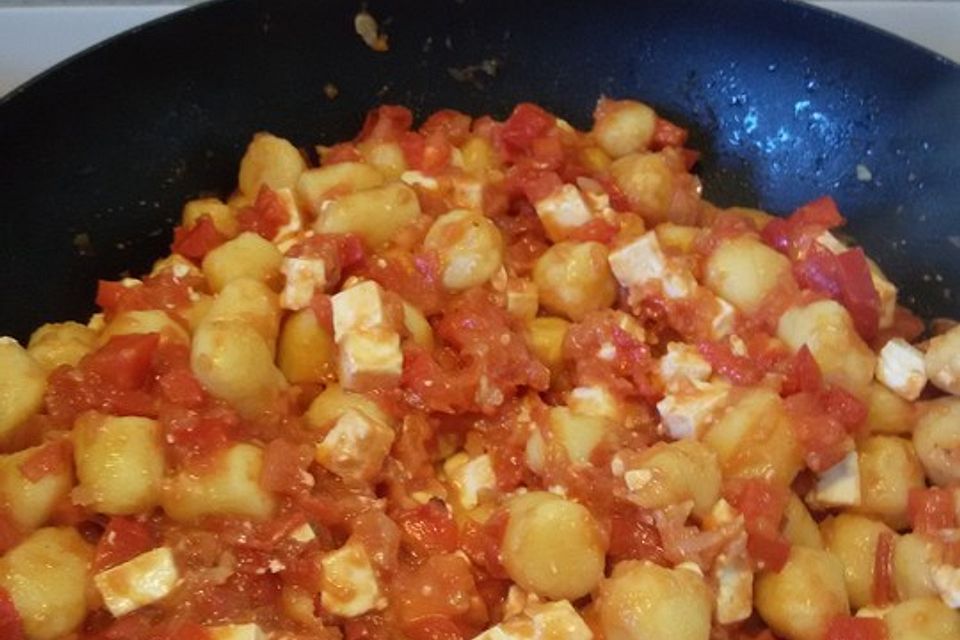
[1,0,959,343]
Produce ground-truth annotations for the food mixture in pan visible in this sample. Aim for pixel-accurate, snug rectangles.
[1,100,959,640]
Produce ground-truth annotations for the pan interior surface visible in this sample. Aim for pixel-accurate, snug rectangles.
[1,0,959,341]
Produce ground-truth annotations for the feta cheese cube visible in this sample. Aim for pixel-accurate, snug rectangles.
[608,231,697,300]
[446,454,497,509]
[876,338,927,400]
[315,409,395,482]
[932,564,960,609]
[703,498,741,530]
[280,257,327,311]
[534,184,593,241]
[337,329,403,391]
[331,281,389,342]
[320,541,386,617]
[658,342,712,390]
[814,451,861,507]
[713,550,753,624]
[855,605,893,619]
[207,624,267,640]
[401,170,439,190]
[656,381,730,439]
[568,385,620,420]
[94,547,180,617]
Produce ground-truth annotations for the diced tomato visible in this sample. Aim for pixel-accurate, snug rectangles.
[83,333,160,391]
[792,196,844,229]
[153,622,211,640]
[908,487,956,533]
[836,248,881,341]
[820,386,868,432]
[697,340,764,386]
[499,103,556,154]
[400,131,453,174]
[651,117,689,148]
[93,517,156,572]
[163,406,236,467]
[784,392,852,472]
[0,588,24,640]
[95,280,130,313]
[18,439,71,482]
[420,109,472,146]
[356,105,414,143]
[518,170,563,204]
[460,510,509,579]
[824,616,888,640]
[608,503,666,564]
[726,478,791,571]
[530,135,565,169]
[308,293,335,332]
[873,531,895,606]
[157,367,206,408]
[782,345,823,395]
[236,185,290,240]
[394,554,483,632]
[94,272,200,319]
[793,243,844,299]
[260,438,313,494]
[344,616,391,640]
[170,215,225,261]
[396,500,460,558]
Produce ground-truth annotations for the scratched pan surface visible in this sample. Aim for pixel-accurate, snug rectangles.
[1,0,959,341]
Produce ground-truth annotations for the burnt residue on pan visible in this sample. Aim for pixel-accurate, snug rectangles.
[0,0,959,341]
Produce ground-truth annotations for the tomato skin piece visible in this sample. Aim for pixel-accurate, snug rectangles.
[0,588,24,640]
[83,333,161,391]
[93,517,156,572]
[908,487,957,533]
[396,499,460,557]
[170,215,225,261]
[824,615,888,640]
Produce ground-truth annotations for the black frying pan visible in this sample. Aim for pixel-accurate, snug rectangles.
[2,0,959,342]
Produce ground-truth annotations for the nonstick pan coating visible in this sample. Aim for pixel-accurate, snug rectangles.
[1,0,959,341]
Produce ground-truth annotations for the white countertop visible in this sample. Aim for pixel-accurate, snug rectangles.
[1,1,958,98]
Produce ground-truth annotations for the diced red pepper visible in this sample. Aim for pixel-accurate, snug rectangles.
[908,487,957,533]
[83,333,161,391]
[824,616,888,640]
[170,215,225,261]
